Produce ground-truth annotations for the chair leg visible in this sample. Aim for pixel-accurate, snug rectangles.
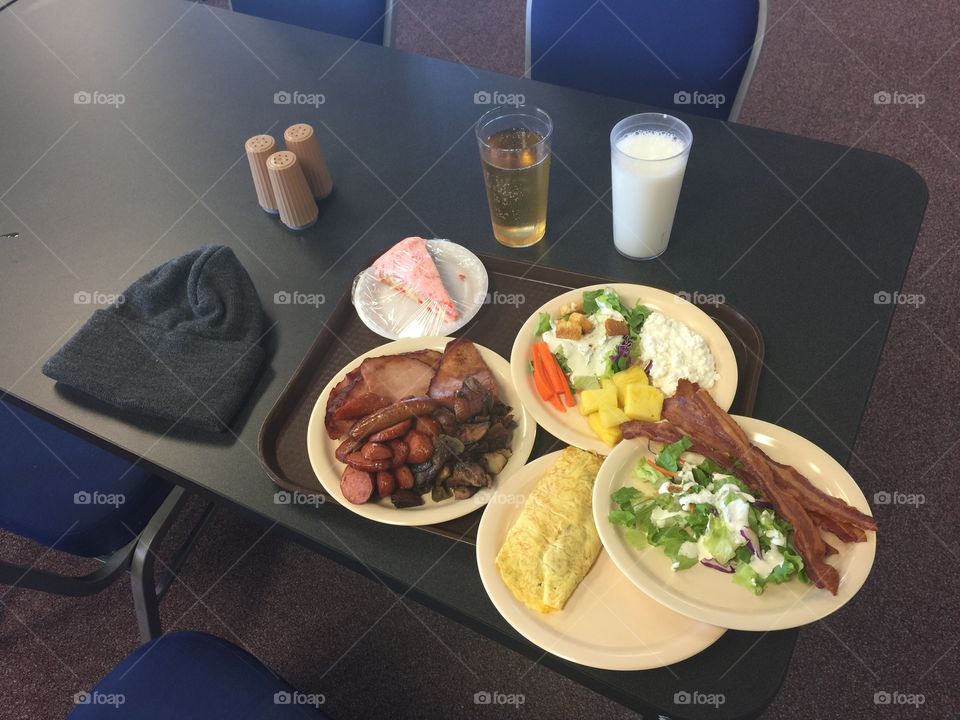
[130,486,214,643]
[0,538,136,596]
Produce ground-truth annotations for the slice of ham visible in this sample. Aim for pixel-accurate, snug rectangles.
[428,338,499,407]
[324,350,442,439]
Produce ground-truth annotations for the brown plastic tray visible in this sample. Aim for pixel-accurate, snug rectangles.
[257,255,764,545]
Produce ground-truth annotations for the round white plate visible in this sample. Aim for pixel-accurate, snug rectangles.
[593,416,877,631]
[509,283,738,454]
[352,239,489,340]
[306,337,535,526]
[476,451,726,670]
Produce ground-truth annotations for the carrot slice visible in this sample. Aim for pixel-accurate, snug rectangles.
[537,343,575,407]
[646,458,675,477]
[532,345,565,411]
[531,349,553,402]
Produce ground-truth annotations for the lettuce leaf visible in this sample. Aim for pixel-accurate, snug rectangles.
[656,436,693,472]
[534,312,552,336]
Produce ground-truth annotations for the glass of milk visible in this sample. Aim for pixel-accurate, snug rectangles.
[610,113,693,259]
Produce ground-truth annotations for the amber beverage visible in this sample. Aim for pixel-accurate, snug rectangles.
[476,107,553,247]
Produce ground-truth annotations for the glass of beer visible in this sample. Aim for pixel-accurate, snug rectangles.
[476,106,553,247]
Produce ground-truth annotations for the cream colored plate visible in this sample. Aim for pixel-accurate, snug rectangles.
[509,284,737,455]
[306,337,535,526]
[594,416,877,631]
[476,451,725,670]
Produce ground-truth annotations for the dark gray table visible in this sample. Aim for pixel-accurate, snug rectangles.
[0,0,926,717]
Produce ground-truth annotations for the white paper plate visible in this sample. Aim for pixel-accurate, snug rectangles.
[353,239,488,340]
[593,416,876,631]
[510,283,738,454]
[476,451,725,670]
[306,337,534,526]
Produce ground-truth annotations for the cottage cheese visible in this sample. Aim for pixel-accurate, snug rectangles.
[638,311,718,395]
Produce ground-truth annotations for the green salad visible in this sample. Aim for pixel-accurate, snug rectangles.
[608,437,807,594]
[534,288,652,387]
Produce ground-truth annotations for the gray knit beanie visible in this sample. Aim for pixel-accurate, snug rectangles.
[43,245,266,432]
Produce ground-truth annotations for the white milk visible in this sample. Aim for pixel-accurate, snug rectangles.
[611,129,689,259]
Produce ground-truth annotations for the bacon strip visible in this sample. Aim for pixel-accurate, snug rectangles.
[621,380,876,595]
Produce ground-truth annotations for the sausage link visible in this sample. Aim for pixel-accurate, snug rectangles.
[361,442,393,461]
[348,397,440,440]
[389,440,409,468]
[344,452,392,472]
[376,470,396,498]
[405,431,434,464]
[368,420,412,442]
[395,465,415,490]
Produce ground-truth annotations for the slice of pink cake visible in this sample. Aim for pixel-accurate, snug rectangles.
[370,237,459,322]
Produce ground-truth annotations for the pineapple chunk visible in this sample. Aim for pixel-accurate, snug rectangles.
[612,366,649,404]
[598,406,630,428]
[578,384,618,416]
[623,384,664,422]
[587,412,623,447]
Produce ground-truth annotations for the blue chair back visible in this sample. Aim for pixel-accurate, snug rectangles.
[231,0,393,45]
[526,0,765,120]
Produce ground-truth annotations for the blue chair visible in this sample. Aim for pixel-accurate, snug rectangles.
[230,0,394,45]
[68,631,328,719]
[526,0,767,120]
[0,400,211,642]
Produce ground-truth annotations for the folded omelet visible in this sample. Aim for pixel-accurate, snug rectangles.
[496,447,603,613]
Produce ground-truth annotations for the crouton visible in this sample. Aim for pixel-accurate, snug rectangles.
[568,312,594,333]
[555,319,583,340]
[605,318,629,337]
[558,300,582,317]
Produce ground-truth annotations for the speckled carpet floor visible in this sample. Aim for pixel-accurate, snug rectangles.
[1,1,957,718]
